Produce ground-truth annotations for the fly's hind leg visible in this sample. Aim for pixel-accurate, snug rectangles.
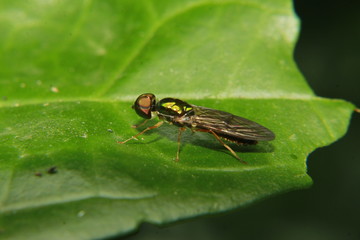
[118,121,164,144]
[195,129,247,164]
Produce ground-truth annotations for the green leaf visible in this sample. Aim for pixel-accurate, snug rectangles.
[0,0,354,239]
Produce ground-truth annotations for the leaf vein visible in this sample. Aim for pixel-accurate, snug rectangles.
[94,0,279,97]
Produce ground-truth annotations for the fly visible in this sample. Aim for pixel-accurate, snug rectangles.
[119,93,275,163]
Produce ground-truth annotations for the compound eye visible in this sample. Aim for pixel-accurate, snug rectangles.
[133,93,155,119]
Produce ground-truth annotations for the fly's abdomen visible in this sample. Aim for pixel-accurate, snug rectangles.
[216,132,258,145]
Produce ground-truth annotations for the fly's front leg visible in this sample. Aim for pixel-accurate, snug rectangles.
[131,119,149,129]
[118,121,164,144]
[176,127,186,162]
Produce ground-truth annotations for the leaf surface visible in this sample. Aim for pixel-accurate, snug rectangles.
[0,0,354,239]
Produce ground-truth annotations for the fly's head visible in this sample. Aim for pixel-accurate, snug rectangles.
[132,93,157,119]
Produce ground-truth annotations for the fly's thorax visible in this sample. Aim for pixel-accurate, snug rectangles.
[156,98,194,116]
[156,98,195,127]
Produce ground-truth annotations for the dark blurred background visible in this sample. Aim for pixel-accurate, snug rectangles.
[123,1,360,239]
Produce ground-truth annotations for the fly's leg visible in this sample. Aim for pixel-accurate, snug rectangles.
[209,130,247,164]
[176,127,186,162]
[195,129,247,164]
[131,119,149,129]
[118,121,164,144]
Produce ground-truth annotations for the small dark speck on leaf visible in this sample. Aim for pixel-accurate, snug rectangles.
[47,166,58,174]
[35,172,43,177]
[290,154,298,160]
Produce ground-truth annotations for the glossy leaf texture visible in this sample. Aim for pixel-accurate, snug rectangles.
[0,0,354,239]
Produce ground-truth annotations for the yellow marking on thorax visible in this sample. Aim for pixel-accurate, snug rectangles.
[162,102,175,108]
[162,102,181,114]
[162,102,192,114]
[184,106,193,111]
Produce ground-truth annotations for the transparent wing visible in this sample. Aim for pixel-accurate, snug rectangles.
[192,105,275,141]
